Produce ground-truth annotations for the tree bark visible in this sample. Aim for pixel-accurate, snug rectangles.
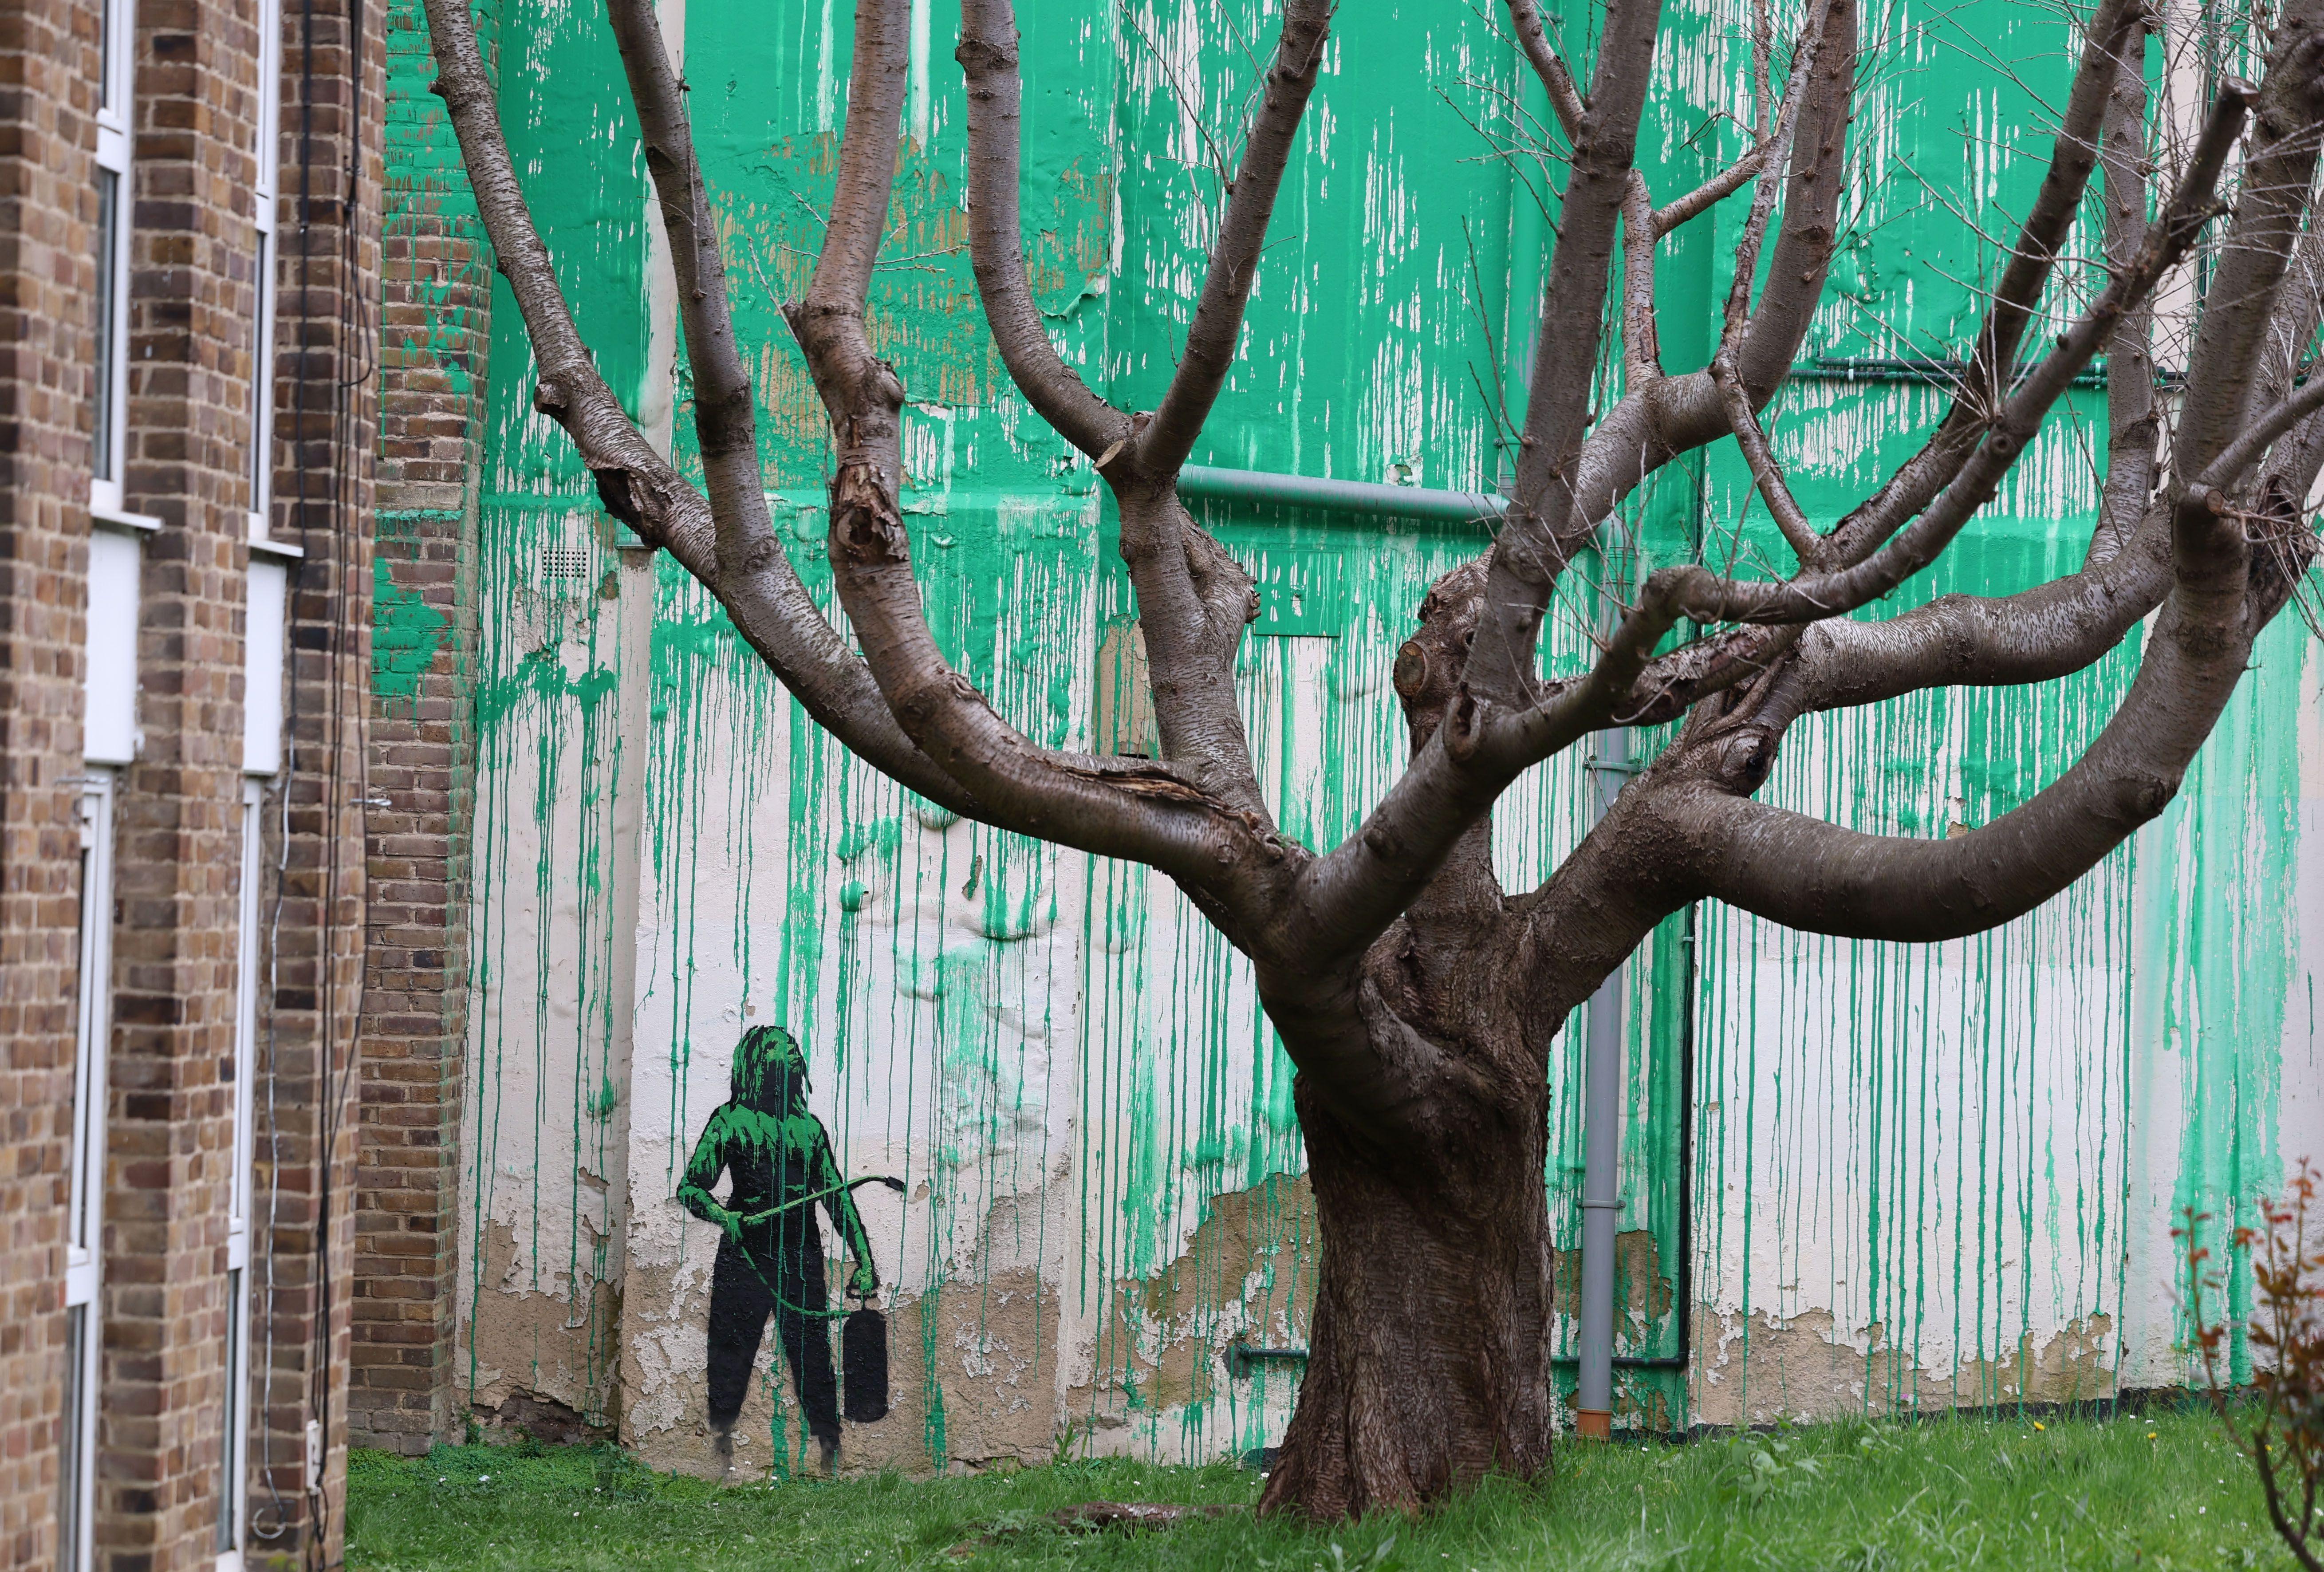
[1261,1068,1556,1518]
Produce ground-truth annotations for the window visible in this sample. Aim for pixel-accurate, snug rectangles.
[246,0,282,543]
[61,775,115,1572]
[217,781,261,1571]
[225,8,289,1546]
[90,0,135,521]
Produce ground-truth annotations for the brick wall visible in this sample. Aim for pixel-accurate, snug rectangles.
[349,0,488,1458]
[248,0,380,1560]
[0,0,97,1562]
[99,0,267,1564]
[1,0,381,1564]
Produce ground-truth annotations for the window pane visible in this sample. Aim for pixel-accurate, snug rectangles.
[93,171,119,485]
[248,231,269,512]
[66,839,90,1248]
[58,1305,86,1568]
[70,829,101,1253]
[217,1267,243,1551]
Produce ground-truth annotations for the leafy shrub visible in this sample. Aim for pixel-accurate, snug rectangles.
[2183,1158,2324,1572]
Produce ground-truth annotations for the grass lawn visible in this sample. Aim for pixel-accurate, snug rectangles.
[346,1405,2298,1570]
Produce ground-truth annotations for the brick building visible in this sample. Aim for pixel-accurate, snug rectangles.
[0,0,379,1563]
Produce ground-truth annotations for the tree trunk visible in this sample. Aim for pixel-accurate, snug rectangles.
[1260,1068,1556,1517]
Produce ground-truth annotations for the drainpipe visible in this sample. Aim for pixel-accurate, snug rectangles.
[1575,713,1631,1441]
[1573,537,1642,1439]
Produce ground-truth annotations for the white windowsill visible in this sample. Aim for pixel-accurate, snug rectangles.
[249,534,305,560]
[90,501,161,534]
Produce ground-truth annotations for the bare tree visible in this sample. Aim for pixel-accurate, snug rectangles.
[423,0,2324,1518]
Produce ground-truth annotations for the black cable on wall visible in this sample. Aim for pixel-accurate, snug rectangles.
[253,0,373,1556]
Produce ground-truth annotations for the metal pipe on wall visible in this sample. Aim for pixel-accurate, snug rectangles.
[1574,719,1631,1441]
[1177,464,1508,525]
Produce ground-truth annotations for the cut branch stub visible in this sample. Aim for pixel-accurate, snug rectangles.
[831,461,910,568]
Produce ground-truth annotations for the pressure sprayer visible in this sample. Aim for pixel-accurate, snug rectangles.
[715,1174,906,1424]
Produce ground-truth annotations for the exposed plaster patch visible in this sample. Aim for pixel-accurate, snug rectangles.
[1692,1308,2118,1428]
[1067,1174,1316,1427]
[460,1220,624,1430]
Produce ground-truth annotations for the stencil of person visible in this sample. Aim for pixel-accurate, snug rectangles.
[677,1024,878,1477]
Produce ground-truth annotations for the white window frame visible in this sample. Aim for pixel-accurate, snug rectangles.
[226,0,289,1521]
[90,0,136,524]
[217,780,262,1571]
[246,0,282,544]
[62,773,116,1572]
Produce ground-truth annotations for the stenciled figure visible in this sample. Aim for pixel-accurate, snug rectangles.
[678,1024,878,1475]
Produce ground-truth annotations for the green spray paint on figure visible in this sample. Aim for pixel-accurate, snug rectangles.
[679,1025,879,1475]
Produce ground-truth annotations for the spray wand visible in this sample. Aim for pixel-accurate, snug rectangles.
[705,1174,905,1322]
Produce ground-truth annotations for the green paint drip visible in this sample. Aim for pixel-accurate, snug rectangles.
[372,552,453,712]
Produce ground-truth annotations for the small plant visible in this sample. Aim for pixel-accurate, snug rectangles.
[2182,1158,2324,1572]
[1323,1536,1399,1572]
[1723,1428,1824,1506]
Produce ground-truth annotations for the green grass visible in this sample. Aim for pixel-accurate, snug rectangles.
[347,1406,2300,1571]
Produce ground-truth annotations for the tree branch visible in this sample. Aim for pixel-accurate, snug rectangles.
[1700,7,1839,568]
[423,0,993,816]
[1964,0,2144,414]
[1599,623,1804,728]
[2202,363,2324,489]
[1670,90,2243,628]
[1064,0,1335,824]
[1652,146,1767,235]
[2253,213,2324,431]
[1620,173,1662,379]
[1719,0,1831,347]
[1730,0,1855,395]
[956,0,1131,459]
[1273,0,1851,971]
[1276,9,2239,973]
[1130,0,1335,479]
[2094,13,2159,567]
[1772,504,2171,721]
[1465,0,1666,705]
[1439,80,2235,783]
[788,0,1273,890]
[1113,486,1272,814]
[1533,0,1856,545]
[1672,489,2288,942]
[2174,0,2324,477]
[605,0,773,589]
[1505,0,1586,138]
[1715,355,1824,565]
[1814,0,2147,569]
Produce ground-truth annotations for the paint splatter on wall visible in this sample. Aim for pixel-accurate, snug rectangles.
[402,0,2324,1476]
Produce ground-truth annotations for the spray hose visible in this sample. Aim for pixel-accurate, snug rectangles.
[707,1175,906,1323]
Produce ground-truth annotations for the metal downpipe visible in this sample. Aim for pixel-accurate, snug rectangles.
[1575,720,1630,1441]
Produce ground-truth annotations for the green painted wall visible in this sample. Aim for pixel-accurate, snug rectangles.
[396,0,2324,1470]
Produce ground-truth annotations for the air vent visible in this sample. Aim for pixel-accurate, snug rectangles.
[539,544,593,583]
